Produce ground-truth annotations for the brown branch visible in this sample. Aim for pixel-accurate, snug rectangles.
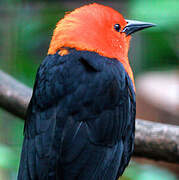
[0,70,179,163]
[0,70,32,119]
[134,119,179,163]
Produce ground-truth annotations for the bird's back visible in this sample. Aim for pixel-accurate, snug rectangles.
[18,49,136,180]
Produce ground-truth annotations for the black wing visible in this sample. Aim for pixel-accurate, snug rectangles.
[18,49,136,180]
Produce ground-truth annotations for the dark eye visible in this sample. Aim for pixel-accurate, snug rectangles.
[114,24,121,32]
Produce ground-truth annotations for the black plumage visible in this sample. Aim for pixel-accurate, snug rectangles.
[18,48,136,180]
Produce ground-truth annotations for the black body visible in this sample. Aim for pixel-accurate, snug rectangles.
[18,49,136,180]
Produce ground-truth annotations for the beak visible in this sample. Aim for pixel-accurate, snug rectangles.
[122,19,156,36]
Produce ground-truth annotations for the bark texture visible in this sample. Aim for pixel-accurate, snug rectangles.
[0,70,32,119]
[135,119,179,163]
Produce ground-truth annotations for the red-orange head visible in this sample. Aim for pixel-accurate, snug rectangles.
[48,3,155,88]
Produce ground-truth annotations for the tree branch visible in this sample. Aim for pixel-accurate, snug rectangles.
[0,70,179,163]
[0,70,32,119]
[134,119,179,163]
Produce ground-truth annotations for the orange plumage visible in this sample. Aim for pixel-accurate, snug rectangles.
[48,3,134,89]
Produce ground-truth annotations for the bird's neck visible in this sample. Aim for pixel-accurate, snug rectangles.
[48,35,135,90]
[120,57,135,91]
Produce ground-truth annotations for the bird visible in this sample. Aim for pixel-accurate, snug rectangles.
[18,3,155,180]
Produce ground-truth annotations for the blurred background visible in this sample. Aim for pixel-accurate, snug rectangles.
[0,0,178,179]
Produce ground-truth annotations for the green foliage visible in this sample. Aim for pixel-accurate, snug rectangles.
[129,0,179,73]
[0,4,66,87]
[121,162,177,180]
[129,0,179,28]
[0,144,18,170]
[0,109,24,171]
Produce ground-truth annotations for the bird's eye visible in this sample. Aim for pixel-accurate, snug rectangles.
[114,24,121,32]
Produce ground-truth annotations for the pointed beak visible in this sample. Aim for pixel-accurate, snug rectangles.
[122,19,156,36]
